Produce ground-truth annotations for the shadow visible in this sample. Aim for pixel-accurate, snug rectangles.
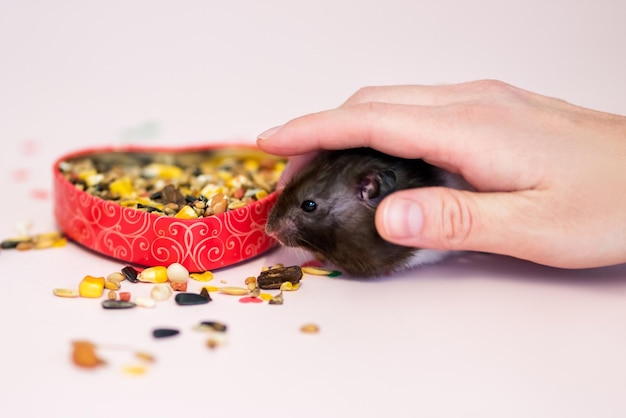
[380,251,626,293]
[266,247,626,293]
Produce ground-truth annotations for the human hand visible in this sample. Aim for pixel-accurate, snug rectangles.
[257,80,626,269]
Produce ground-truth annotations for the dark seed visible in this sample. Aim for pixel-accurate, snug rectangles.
[149,190,163,200]
[1,239,27,249]
[175,292,211,306]
[199,321,227,332]
[121,266,139,283]
[102,300,136,309]
[199,287,212,300]
[257,265,303,290]
[268,291,284,305]
[152,328,180,339]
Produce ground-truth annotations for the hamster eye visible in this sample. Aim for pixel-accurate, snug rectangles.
[300,200,317,213]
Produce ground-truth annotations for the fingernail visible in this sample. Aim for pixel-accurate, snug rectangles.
[381,197,423,239]
[257,125,283,140]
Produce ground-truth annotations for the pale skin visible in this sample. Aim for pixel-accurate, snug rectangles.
[257,80,626,269]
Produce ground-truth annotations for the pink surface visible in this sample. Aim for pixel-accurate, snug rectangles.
[1,1,625,418]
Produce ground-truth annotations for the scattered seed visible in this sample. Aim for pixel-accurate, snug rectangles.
[219,286,249,295]
[259,293,274,301]
[107,290,117,300]
[152,328,180,339]
[16,241,34,251]
[104,280,121,290]
[150,284,173,301]
[107,272,125,283]
[301,266,334,276]
[257,265,303,289]
[1,231,66,251]
[166,262,189,282]
[135,297,156,308]
[279,281,300,291]
[78,275,106,298]
[206,338,219,349]
[119,292,131,302]
[135,352,156,363]
[102,300,136,309]
[121,266,139,283]
[71,340,106,368]
[137,266,168,283]
[199,287,212,300]
[268,291,284,305]
[175,292,211,306]
[198,321,227,332]
[122,365,148,376]
[53,288,79,298]
[300,323,320,334]
[190,271,214,282]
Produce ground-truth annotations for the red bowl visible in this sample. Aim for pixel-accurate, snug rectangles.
[53,144,284,272]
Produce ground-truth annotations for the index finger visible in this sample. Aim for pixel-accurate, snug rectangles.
[256,101,470,171]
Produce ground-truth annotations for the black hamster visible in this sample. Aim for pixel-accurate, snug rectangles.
[265,147,466,277]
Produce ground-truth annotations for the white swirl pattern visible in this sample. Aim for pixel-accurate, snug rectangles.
[54,170,278,272]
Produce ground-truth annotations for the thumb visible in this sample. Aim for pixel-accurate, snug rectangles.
[375,187,528,256]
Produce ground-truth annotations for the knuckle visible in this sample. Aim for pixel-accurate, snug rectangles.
[437,190,476,248]
[345,86,381,105]
[470,79,515,96]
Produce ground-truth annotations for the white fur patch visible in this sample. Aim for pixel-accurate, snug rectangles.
[405,249,453,268]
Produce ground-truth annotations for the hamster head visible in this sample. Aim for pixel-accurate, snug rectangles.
[265,148,431,277]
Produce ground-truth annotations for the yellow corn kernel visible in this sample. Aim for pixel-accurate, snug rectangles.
[77,168,98,181]
[274,161,286,173]
[279,281,300,291]
[174,205,199,219]
[52,237,67,248]
[244,159,260,172]
[255,190,268,200]
[143,163,183,179]
[78,275,106,298]
[109,177,135,198]
[137,266,169,283]
[217,170,233,182]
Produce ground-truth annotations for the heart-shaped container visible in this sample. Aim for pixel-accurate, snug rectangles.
[52,144,285,272]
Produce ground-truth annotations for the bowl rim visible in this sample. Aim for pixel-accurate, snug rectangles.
[52,142,282,225]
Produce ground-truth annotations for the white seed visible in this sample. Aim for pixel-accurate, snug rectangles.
[166,262,189,282]
[150,284,173,301]
[135,297,156,308]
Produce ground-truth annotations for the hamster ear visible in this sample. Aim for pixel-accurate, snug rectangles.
[357,170,397,203]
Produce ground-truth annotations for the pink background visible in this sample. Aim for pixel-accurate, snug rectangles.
[1,1,625,417]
